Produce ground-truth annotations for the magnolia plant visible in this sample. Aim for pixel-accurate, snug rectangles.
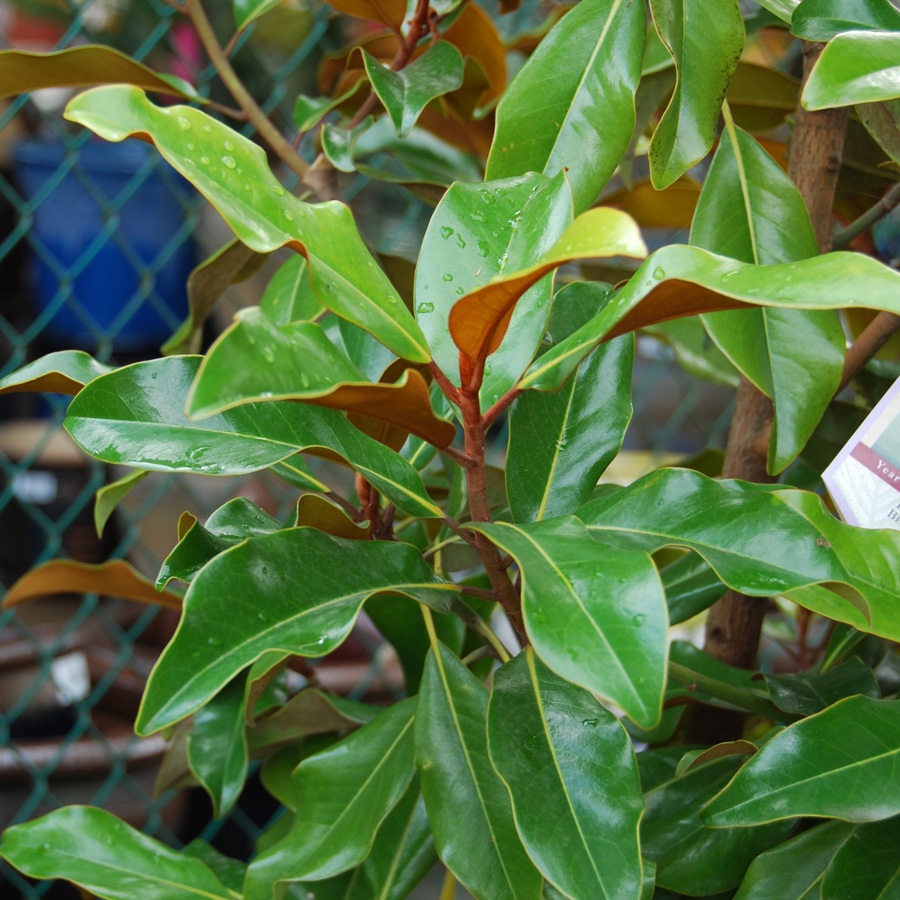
[5,0,900,898]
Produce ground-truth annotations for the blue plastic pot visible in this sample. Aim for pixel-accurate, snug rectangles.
[14,138,196,352]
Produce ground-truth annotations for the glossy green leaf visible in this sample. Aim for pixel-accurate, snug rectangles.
[65,86,430,363]
[363,42,464,138]
[472,517,668,729]
[366,593,465,694]
[249,688,378,756]
[234,0,282,30]
[268,454,328,492]
[164,239,267,356]
[321,117,373,173]
[187,674,248,818]
[579,468,900,640]
[486,0,645,214]
[245,699,416,894]
[0,806,234,900]
[755,0,800,21]
[94,469,149,537]
[507,334,633,522]
[648,0,745,189]
[182,841,246,896]
[821,816,900,900]
[356,775,437,900]
[416,172,573,404]
[293,83,363,133]
[416,641,542,900]
[732,820,854,900]
[763,655,880,716]
[259,256,323,325]
[804,31,900,110]
[138,530,456,733]
[487,650,644,900]
[0,46,199,101]
[792,0,900,41]
[188,309,455,447]
[65,357,439,517]
[642,755,796,895]
[693,122,842,474]
[448,207,646,364]
[642,318,740,388]
[520,244,900,392]
[0,350,113,396]
[157,497,283,589]
[702,696,900,825]
[659,552,727,625]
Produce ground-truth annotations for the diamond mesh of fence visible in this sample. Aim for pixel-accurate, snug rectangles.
[0,3,733,897]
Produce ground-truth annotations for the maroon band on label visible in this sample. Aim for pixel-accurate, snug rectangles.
[850,442,900,494]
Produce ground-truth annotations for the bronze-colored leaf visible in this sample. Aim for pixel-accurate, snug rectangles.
[3,560,182,610]
[293,495,369,540]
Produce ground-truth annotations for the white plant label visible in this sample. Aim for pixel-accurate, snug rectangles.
[824,376,900,531]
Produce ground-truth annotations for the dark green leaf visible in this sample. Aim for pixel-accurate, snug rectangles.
[642,755,796,895]
[188,309,455,447]
[363,42,464,138]
[660,553,727,625]
[0,350,113,396]
[486,0,646,214]
[138,530,456,733]
[65,87,430,362]
[357,775,437,900]
[472,517,668,729]
[0,807,233,900]
[182,841,246,895]
[293,83,363,133]
[579,468,900,641]
[820,816,900,900]
[507,334,633,522]
[791,0,900,42]
[65,357,440,517]
[648,0,745,189]
[187,674,248,818]
[692,122,842,473]
[259,255,323,326]
[158,497,283,589]
[732,820,854,900]
[321,117,373,173]
[416,642,542,900]
[487,650,644,900]
[521,245,900,394]
[366,593,465,694]
[416,172,573,406]
[755,0,800,20]
[763,655,880,715]
[245,699,416,893]
[804,31,900,109]
[702,696,900,825]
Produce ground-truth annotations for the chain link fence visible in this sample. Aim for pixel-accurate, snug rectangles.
[0,3,733,897]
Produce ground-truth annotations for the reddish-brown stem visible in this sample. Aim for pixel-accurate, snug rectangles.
[428,360,460,406]
[461,586,500,602]
[443,444,475,468]
[222,29,241,60]
[204,99,248,121]
[483,387,523,430]
[324,490,364,522]
[458,383,526,641]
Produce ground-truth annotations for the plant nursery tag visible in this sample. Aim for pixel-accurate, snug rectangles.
[824,376,900,531]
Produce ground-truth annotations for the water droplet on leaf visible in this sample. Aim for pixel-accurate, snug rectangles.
[177,117,191,131]
[653,266,666,280]
[416,301,435,314]
[222,156,236,169]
